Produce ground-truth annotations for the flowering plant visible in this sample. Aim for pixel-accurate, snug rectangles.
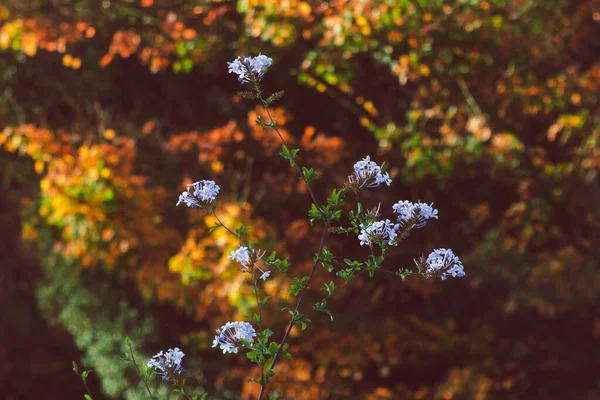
[80,54,465,400]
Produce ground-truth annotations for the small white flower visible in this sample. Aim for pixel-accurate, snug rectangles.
[229,245,251,266]
[260,270,271,281]
[176,191,201,208]
[358,219,399,246]
[147,347,185,382]
[392,200,438,229]
[212,321,256,354]
[422,248,465,280]
[229,245,270,280]
[176,180,220,207]
[348,156,392,189]
[190,180,220,202]
[227,53,273,84]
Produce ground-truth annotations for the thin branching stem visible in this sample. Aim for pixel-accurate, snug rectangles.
[262,104,321,209]
[212,212,245,244]
[252,278,267,390]
[77,373,94,399]
[127,341,156,400]
[257,224,330,400]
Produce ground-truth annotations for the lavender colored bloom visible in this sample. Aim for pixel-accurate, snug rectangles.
[176,191,201,208]
[358,219,399,246]
[147,348,185,382]
[229,245,270,280]
[213,321,256,354]
[229,245,251,266]
[227,53,273,84]
[348,156,392,189]
[176,180,220,207]
[422,248,465,280]
[392,200,438,229]
[259,270,271,281]
[190,180,220,202]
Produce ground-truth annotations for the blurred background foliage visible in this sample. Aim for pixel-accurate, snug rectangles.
[0,0,598,399]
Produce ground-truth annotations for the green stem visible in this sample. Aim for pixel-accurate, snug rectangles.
[256,224,330,400]
[127,341,156,400]
[261,104,321,209]
[212,212,246,244]
[253,278,267,393]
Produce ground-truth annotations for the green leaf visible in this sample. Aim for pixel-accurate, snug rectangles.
[258,295,271,308]
[279,145,300,167]
[302,166,318,183]
[81,370,92,381]
[209,222,222,233]
[265,368,276,379]
[396,268,413,281]
[235,224,249,238]
[314,300,333,321]
[84,395,93,400]
[265,356,275,371]
[268,342,279,356]
[290,276,311,296]
[308,203,324,222]
[182,58,193,72]
[336,268,356,284]
[322,281,336,296]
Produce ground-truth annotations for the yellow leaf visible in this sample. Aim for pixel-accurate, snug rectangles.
[40,178,51,191]
[21,33,37,56]
[211,161,224,174]
[34,160,44,174]
[0,32,10,49]
[71,57,82,70]
[298,1,311,16]
[62,54,73,67]
[103,128,116,140]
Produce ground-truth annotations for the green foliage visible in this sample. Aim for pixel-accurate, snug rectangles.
[279,145,300,167]
[37,262,177,400]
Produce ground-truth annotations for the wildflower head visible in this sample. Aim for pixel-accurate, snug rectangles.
[147,348,185,382]
[393,201,438,229]
[227,53,273,85]
[418,248,465,280]
[213,321,257,354]
[346,156,392,191]
[259,270,271,281]
[229,245,251,266]
[229,245,270,280]
[176,180,220,208]
[358,219,399,247]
